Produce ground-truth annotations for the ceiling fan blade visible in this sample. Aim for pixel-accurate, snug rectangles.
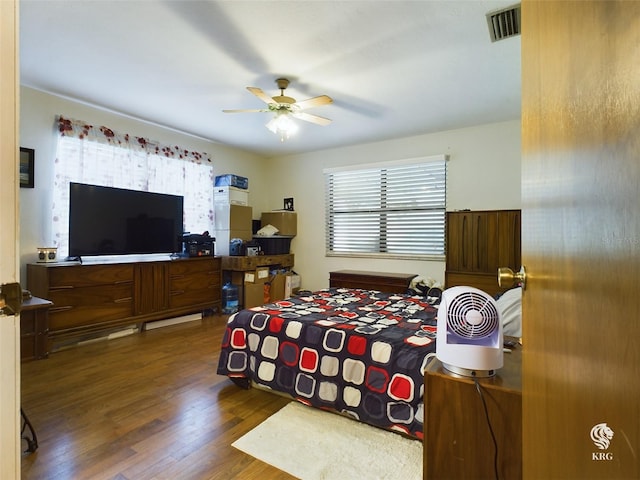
[294,95,333,110]
[247,87,276,105]
[292,111,332,126]
[222,108,268,113]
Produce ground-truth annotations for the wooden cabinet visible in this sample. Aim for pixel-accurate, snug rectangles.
[424,342,522,479]
[20,296,53,361]
[134,262,169,315]
[329,270,417,293]
[169,258,221,309]
[221,254,294,309]
[27,256,221,348]
[221,254,294,271]
[445,210,521,296]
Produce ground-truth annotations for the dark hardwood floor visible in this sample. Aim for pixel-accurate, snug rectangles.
[20,313,296,480]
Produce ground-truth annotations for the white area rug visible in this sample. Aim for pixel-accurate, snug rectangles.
[232,402,423,480]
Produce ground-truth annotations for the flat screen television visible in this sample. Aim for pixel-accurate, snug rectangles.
[69,182,184,258]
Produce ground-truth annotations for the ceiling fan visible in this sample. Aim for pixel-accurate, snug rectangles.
[223,78,333,141]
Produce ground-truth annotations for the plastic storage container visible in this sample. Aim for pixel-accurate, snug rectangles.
[215,174,248,189]
[221,282,239,314]
[253,235,293,255]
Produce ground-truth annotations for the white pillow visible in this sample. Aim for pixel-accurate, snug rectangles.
[497,287,522,338]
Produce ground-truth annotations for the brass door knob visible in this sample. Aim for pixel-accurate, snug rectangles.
[498,266,527,290]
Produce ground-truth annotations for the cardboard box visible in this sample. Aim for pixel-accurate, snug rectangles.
[215,174,248,189]
[244,266,270,284]
[244,282,269,308]
[214,186,249,206]
[285,273,301,298]
[261,211,297,236]
[268,273,287,302]
[215,204,252,231]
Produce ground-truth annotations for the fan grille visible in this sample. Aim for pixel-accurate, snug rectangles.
[446,291,499,338]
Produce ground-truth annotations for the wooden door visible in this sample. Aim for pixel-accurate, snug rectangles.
[445,211,471,272]
[521,1,639,478]
[471,211,493,273]
[446,210,492,273]
[134,263,169,315]
[0,0,20,476]
[495,210,521,272]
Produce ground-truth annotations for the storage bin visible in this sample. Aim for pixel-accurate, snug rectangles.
[215,174,248,189]
[214,186,249,206]
[253,235,293,255]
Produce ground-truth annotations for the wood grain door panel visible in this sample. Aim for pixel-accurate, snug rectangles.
[522,1,639,477]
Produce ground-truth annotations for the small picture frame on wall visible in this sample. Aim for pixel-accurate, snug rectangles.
[20,147,34,188]
[284,197,294,211]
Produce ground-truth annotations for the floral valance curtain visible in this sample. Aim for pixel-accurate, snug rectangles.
[57,115,211,163]
[52,115,214,258]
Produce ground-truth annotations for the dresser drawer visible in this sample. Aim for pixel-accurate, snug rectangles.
[169,285,219,309]
[46,282,133,308]
[49,302,134,331]
[48,264,133,288]
[171,271,219,291]
[169,257,220,275]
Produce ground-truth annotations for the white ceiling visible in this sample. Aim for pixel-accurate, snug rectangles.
[19,0,521,157]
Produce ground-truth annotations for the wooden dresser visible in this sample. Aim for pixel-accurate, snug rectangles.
[329,270,417,293]
[27,256,221,349]
[424,341,522,479]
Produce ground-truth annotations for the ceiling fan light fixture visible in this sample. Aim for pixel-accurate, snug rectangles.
[224,77,332,140]
[266,110,298,142]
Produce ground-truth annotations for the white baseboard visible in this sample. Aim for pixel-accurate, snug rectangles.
[107,327,138,340]
[144,312,202,330]
[75,325,138,346]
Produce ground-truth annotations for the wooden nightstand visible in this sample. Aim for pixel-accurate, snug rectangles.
[423,341,522,479]
[329,270,417,293]
[20,296,53,361]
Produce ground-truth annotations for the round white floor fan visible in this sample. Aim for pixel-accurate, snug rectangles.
[436,286,503,377]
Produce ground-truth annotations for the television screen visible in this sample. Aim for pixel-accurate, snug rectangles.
[69,183,184,258]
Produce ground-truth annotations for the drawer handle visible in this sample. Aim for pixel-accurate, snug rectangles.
[50,285,75,290]
[170,290,185,296]
[114,280,133,285]
[114,297,132,304]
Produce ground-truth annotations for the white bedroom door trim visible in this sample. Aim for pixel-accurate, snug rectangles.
[0,0,21,477]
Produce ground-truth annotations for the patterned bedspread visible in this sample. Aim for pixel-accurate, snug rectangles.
[216,288,438,439]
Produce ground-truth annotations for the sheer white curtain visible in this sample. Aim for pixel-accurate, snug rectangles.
[52,116,214,257]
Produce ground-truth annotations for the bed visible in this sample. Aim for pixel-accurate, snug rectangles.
[216,287,439,439]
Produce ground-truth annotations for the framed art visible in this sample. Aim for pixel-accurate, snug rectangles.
[284,197,294,211]
[20,147,34,188]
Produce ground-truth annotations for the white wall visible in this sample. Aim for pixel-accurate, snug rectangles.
[20,87,520,292]
[19,87,269,284]
[264,120,521,291]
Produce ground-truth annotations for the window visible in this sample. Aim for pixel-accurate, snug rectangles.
[324,155,447,259]
[52,116,214,258]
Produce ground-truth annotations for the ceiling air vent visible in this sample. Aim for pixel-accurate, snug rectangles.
[486,4,521,42]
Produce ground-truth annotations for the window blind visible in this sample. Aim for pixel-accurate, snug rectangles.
[325,156,447,258]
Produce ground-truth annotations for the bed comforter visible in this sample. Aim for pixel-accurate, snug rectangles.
[216,288,438,439]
